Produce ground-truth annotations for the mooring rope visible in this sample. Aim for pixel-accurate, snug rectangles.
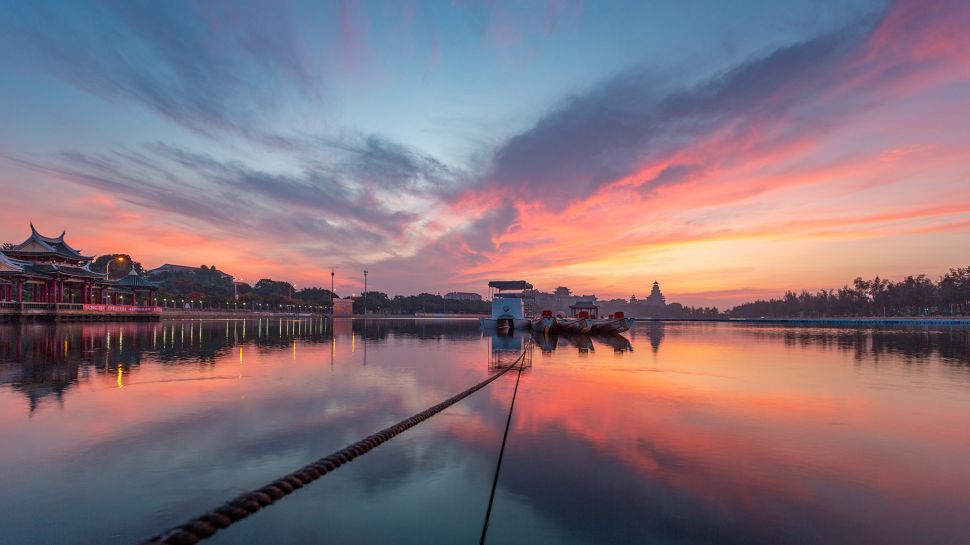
[140,351,527,545]
[479,352,526,545]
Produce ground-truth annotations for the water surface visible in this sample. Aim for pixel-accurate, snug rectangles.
[2,319,970,544]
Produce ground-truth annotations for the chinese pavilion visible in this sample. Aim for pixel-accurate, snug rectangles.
[0,224,159,307]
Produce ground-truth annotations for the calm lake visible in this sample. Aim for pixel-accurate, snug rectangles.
[2,319,970,544]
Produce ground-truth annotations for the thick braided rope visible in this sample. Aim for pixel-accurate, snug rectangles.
[140,352,526,545]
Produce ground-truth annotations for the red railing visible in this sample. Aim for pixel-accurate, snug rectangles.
[82,304,161,313]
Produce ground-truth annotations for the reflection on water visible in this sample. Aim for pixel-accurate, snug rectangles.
[2,320,970,544]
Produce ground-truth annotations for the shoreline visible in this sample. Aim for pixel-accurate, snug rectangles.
[633,317,970,325]
[158,311,486,320]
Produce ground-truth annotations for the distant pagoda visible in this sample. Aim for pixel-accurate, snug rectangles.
[645,280,666,306]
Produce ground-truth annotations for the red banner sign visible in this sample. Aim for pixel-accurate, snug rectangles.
[82,304,161,313]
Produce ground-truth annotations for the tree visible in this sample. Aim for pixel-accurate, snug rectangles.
[92,254,145,277]
[727,269,970,317]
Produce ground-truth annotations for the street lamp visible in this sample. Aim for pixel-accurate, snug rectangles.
[106,255,127,281]
[363,269,368,315]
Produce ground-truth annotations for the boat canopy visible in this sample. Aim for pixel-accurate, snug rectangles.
[488,280,533,291]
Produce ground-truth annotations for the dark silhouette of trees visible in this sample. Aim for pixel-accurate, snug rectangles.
[153,264,233,304]
[91,254,145,277]
[728,267,970,318]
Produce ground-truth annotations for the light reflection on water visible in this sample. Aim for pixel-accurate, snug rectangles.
[2,319,970,544]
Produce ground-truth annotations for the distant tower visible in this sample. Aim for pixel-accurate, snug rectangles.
[630,294,638,304]
[645,280,665,306]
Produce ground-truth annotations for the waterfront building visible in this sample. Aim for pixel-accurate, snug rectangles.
[0,225,159,307]
[443,291,482,301]
[333,298,354,316]
[533,286,598,315]
[568,299,600,319]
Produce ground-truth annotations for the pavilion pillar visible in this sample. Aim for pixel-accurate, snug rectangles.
[17,280,22,303]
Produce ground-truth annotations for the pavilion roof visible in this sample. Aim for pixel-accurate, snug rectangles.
[0,252,26,274]
[23,263,106,279]
[488,280,534,290]
[111,270,160,289]
[569,300,599,309]
[6,224,93,261]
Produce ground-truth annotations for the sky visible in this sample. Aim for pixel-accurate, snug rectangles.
[1,0,968,305]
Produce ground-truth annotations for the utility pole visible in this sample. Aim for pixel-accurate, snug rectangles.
[363,269,368,315]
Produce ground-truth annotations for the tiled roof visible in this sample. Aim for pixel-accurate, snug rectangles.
[111,270,160,289]
[7,224,92,260]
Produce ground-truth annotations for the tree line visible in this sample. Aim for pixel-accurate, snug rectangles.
[728,267,970,318]
[144,263,489,314]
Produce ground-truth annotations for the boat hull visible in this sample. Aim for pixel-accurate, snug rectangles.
[557,317,591,334]
[589,317,634,334]
[531,316,557,334]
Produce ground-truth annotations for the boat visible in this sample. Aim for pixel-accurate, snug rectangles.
[589,311,635,334]
[531,310,557,334]
[558,299,598,334]
[557,313,592,334]
[480,280,534,331]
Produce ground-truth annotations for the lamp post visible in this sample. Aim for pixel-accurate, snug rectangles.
[106,255,126,281]
[363,269,368,315]
[330,268,335,314]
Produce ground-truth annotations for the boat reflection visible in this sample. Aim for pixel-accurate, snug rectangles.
[487,329,533,371]
[530,330,633,355]
[596,333,633,353]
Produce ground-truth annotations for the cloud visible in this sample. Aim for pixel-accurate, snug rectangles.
[0,1,316,143]
[7,136,452,260]
[481,19,873,207]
